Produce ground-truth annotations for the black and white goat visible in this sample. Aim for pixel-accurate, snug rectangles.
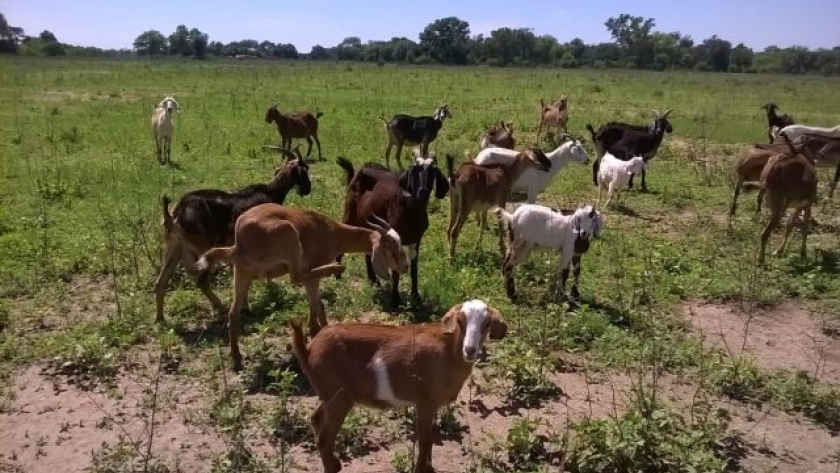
[379,104,452,168]
[494,204,603,305]
[587,110,673,192]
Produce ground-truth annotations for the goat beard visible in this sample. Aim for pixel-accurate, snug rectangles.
[370,251,392,280]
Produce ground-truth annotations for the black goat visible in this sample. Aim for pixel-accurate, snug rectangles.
[587,110,673,192]
[761,102,795,144]
[379,104,452,169]
[336,155,449,307]
[153,147,311,322]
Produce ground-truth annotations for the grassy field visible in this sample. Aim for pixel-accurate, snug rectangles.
[1,57,840,473]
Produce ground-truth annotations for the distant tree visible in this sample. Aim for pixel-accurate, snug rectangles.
[259,40,276,57]
[309,44,331,60]
[605,14,656,67]
[42,40,66,56]
[336,36,362,60]
[207,40,224,56]
[133,30,167,58]
[168,24,191,56]
[0,13,25,53]
[39,30,57,43]
[276,43,299,59]
[730,43,754,71]
[419,16,470,65]
[188,28,208,58]
[484,27,538,66]
[696,35,732,71]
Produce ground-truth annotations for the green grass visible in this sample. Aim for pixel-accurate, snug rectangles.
[1,57,840,470]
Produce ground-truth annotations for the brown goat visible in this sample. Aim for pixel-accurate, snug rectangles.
[290,299,507,473]
[479,121,516,150]
[536,94,569,144]
[196,204,408,370]
[744,133,818,265]
[265,103,324,159]
[154,147,310,323]
[445,148,551,259]
[729,134,840,216]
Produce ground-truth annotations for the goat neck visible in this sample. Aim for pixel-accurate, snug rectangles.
[333,223,382,254]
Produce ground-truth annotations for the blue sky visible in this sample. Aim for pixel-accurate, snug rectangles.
[5,0,840,51]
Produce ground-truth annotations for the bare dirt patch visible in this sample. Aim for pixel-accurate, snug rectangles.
[684,301,840,384]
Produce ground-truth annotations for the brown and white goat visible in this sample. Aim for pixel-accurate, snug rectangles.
[536,94,569,144]
[290,299,507,473]
[479,121,516,150]
[729,134,840,216]
[154,147,310,323]
[445,148,551,259]
[196,204,409,370]
[151,95,180,164]
[265,103,324,159]
[743,133,818,265]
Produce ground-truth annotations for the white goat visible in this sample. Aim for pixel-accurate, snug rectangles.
[777,124,840,142]
[494,204,603,304]
[151,95,180,164]
[473,136,590,204]
[596,152,647,208]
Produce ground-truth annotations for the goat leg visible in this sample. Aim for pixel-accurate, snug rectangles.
[314,135,323,160]
[503,255,518,301]
[628,173,635,190]
[390,270,402,308]
[409,246,420,303]
[413,406,438,473]
[557,267,570,303]
[364,255,381,286]
[227,269,254,372]
[774,208,803,257]
[831,163,840,199]
[305,136,314,158]
[729,179,743,216]
[569,254,583,304]
[800,205,811,259]
[591,159,600,186]
[303,280,328,336]
[153,246,181,323]
[313,391,354,473]
[640,170,648,192]
[758,208,782,265]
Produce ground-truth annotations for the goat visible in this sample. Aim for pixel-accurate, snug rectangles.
[290,299,507,473]
[536,94,569,144]
[761,102,795,143]
[265,103,324,159]
[596,152,648,208]
[479,121,516,150]
[196,204,409,370]
[729,134,840,216]
[380,104,452,169]
[445,148,551,259]
[337,156,449,307]
[495,204,603,304]
[776,124,840,142]
[151,95,180,164]
[154,147,310,324]
[587,109,673,192]
[473,134,590,203]
[742,132,818,265]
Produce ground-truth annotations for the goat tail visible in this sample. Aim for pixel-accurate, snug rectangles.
[196,246,235,286]
[336,156,355,187]
[585,123,597,139]
[161,195,174,233]
[288,318,313,375]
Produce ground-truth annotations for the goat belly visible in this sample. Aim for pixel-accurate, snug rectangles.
[370,357,413,407]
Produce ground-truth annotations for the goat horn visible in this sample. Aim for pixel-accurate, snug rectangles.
[366,214,391,234]
[652,109,660,117]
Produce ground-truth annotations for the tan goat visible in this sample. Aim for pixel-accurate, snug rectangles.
[536,94,569,144]
[196,204,409,370]
[445,148,551,259]
[729,134,840,216]
[743,133,818,265]
[290,299,507,473]
[479,120,516,150]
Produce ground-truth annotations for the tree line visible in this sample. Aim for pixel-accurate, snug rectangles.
[2,12,839,75]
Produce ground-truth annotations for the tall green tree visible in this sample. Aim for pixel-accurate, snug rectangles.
[0,13,25,53]
[605,14,656,67]
[133,30,167,58]
[188,28,208,58]
[168,24,191,56]
[419,17,470,65]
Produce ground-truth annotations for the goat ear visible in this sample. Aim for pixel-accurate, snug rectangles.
[487,308,507,340]
[441,306,461,334]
